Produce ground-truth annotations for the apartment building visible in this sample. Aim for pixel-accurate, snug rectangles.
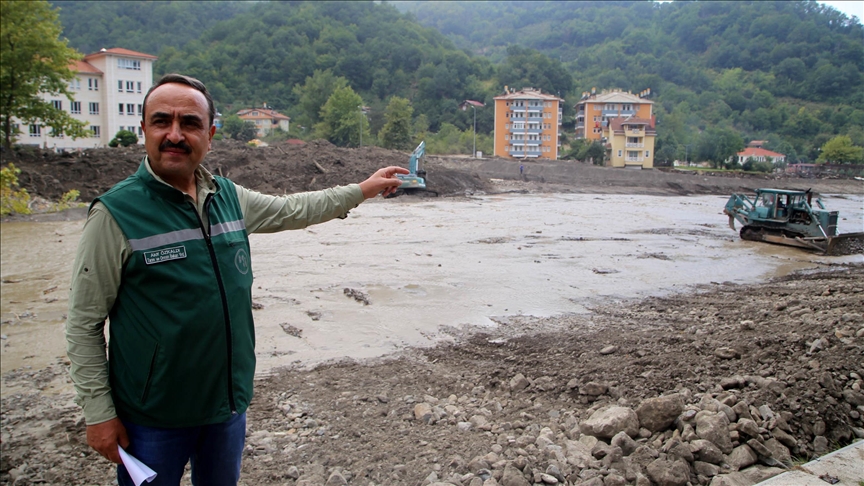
[574,89,653,142]
[493,87,563,160]
[17,48,156,150]
[605,116,657,169]
[237,106,290,138]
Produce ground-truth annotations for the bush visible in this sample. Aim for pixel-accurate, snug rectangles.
[1,163,31,215]
[109,129,138,147]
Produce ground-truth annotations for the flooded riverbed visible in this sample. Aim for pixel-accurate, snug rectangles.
[2,193,862,384]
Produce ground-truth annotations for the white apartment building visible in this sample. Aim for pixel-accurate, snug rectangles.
[16,48,156,150]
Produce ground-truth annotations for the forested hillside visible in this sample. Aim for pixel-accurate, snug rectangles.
[52,1,864,163]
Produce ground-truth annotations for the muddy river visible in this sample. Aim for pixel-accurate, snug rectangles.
[2,194,862,388]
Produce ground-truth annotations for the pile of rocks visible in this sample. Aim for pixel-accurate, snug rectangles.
[254,370,863,486]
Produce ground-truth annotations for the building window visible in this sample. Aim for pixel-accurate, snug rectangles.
[505,135,509,140]
[118,80,123,92]
[119,104,124,115]
[29,125,42,137]
[137,126,143,137]
[90,125,100,138]
[118,58,141,70]
[618,150,622,157]
[127,103,135,115]
[50,128,64,139]
[71,101,81,114]
[137,82,142,93]
[52,100,62,110]
[69,79,81,90]
[89,102,99,115]
[137,104,143,116]
[126,81,134,92]
[645,151,650,158]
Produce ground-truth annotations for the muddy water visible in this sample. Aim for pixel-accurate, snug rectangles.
[2,194,862,383]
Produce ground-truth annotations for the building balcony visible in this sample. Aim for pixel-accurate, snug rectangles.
[511,116,544,123]
[510,127,543,134]
[602,109,636,117]
[625,129,644,136]
[625,157,644,162]
[510,150,542,158]
[510,140,542,146]
[625,142,644,148]
[575,122,585,129]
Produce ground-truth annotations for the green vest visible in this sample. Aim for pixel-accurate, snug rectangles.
[95,161,255,427]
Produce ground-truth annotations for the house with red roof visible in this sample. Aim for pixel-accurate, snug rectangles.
[237,105,290,138]
[735,147,786,165]
[15,48,156,149]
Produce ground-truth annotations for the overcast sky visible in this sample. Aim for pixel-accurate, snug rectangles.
[819,1,863,20]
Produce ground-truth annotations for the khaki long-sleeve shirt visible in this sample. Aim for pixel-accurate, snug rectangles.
[66,158,364,425]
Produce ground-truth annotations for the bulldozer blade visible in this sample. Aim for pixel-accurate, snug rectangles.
[727,215,736,231]
[825,232,864,256]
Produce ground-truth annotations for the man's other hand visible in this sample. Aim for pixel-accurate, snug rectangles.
[87,418,130,463]
[359,166,410,199]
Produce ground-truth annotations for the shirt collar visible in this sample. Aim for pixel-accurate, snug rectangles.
[143,156,218,197]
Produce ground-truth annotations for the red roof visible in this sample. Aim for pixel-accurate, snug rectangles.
[609,116,655,131]
[71,59,102,74]
[737,147,785,158]
[461,100,484,107]
[237,108,290,121]
[84,48,158,60]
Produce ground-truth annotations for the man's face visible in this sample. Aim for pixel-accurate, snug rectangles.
[141,83,215,183]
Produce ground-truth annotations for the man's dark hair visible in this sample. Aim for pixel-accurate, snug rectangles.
[142,73,216,127]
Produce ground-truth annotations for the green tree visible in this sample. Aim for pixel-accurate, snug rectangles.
[378,97,414,151]
[816,135,864,164]
[1,0,88,148]
[292,69,349,126]
[695,127,744,168]
[314,86,368,147]
[109,129,138,147]
[222,115,258,142]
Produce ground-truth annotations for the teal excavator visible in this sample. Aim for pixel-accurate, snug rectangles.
[391,141,438,197]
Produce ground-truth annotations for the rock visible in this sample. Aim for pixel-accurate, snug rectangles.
[600,345,618,355]
[581,381,608,396]
[664,438,694,463]
[813,435,829,455]
[579,478,604,486]
[580,406,639,439]
[731,402,752,422]
[538,473,558,484]
[500,463,530,486]
[693,460,720,477]
[545,465,565,483]
[726,444,757,470]
[736,418,760,439]
[695,411,733,454]
[740,465,786,484]
[646,458,690,486]
[415,403,434,423]
[746,438,771,458]
[611,430,639,456]
[842,389,864,406]
[470,414,491,431]
[604,473,627,486]
[636,394,684,432]
[714,347,739,359]
[286,466,300,479]
[457,421,472,431]
[564,440,601,469]
[510,373,530,392]
[635,473,652,486]
[770,427,796,448]
[763,438,791,465]
[628,445,660,469]
[691,439,725,465]
[708,472,753,486]
[325,471,348,486]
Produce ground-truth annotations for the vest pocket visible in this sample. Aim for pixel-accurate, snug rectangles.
[140,341,159,404]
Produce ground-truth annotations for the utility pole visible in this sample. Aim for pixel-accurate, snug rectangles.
[358,106,362,147]
[460,100,484,158]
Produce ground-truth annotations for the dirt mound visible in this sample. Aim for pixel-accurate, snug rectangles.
[0,140,492,203]
[2,266,862,485]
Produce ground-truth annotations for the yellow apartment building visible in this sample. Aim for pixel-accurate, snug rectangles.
[574,89,653,142]
[605,116,656,169]
[493,87,563,160]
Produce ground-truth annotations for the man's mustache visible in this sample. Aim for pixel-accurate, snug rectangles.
[159,140,191,153]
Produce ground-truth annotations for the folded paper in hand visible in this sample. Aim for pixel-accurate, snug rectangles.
[118,446,157,485]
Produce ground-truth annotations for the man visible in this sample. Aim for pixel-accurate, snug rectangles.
[66,73,407,485]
